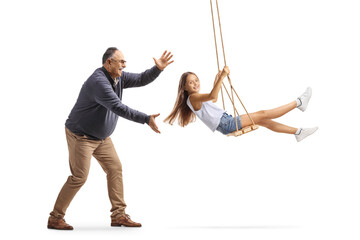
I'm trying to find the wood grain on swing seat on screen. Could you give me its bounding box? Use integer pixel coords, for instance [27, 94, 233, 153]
[227, 125, 259, 137]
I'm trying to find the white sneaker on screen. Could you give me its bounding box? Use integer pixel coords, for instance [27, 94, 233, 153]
[297, 87, 312, 112]
[295, 127, 318, 142]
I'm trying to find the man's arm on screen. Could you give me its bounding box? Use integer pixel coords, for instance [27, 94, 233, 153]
[122, 50, 174, 88]
[122, 65, 162, 89]
[92, 76, 150, 124]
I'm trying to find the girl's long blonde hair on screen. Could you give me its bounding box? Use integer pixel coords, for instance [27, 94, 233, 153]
[164, 72, 197, 127]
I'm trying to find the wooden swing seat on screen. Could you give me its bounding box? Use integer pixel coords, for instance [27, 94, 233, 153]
[227, 125, 259, 137]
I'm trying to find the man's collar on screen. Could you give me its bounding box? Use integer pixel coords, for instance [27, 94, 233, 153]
[100, 66, 119, 88]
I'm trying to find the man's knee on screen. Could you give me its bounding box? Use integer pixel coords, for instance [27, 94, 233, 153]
[68, 174, 88, 187]
[105, 162, 123, 178]
[111, 162, 123, 174]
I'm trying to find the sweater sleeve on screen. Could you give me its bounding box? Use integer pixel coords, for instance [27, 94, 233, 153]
[122, 65, 162, 89]
[91, 76, 150, 124]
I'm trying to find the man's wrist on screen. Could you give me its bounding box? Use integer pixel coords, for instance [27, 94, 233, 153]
[155, 64, 164, 71]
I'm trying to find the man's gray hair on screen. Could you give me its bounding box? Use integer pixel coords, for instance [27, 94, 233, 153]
[102, 47, 119, 64]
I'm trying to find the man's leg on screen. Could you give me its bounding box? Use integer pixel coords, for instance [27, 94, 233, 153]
[49, 128, 98, 222]
[93, 138, 141, 227]
[92, 137, 126, 218]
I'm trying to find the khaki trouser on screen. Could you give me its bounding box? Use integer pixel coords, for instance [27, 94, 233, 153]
[50, 128, 126, 219]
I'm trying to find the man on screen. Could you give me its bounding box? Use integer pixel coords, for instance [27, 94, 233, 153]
[48, 48, 174, 230]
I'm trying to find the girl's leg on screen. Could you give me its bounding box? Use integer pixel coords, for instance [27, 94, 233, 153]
[257, 119, 297, 134]
[240, 101, 297, 127]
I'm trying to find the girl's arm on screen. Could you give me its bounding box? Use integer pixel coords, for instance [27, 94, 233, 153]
[189, 66, 230, 110]
[212, 71, 222, 103]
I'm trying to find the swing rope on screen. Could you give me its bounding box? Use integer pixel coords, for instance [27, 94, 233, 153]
[209, 0, 225, 110]
[210, 0, 258, 135]
[210, 1, 241, 117]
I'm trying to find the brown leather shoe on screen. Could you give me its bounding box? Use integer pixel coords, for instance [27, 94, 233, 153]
[111, 214, 142, 227]
[47, 216, 74, 230]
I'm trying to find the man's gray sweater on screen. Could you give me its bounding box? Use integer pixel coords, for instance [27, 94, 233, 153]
[65, 65, 161, 140]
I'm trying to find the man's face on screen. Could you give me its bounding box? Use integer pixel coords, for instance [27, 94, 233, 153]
[108, 50, 126, 78]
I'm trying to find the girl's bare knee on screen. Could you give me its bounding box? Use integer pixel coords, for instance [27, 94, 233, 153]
[257, 119, 270, 127]
[255, 110, 268, 122]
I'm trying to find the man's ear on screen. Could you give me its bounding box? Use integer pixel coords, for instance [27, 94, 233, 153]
[106, 59, 112, 65]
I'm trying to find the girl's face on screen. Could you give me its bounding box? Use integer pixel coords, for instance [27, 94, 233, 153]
[184, 74, 200, 94]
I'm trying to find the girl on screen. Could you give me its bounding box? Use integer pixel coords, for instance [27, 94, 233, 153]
[164, 66, 318, 142]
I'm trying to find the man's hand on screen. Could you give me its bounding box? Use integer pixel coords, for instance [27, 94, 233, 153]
[153, 50, 174, 71]
[148, 113, 161, 134]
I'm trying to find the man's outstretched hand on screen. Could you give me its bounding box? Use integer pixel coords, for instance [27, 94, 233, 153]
[153, 50, 174, 71]
[148, 113, 161, 134]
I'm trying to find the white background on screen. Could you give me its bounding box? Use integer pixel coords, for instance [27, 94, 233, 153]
[1, 0, 359, 239]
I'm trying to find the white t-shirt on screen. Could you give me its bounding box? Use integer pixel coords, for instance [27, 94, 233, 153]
[187, 97, 226, 132]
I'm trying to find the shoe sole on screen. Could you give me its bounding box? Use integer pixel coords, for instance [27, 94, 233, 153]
[47, 225, 74, 230]
[111, 223, 142, 227]
[111, 223, 122, 227]
[298, 87, 312, 112]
